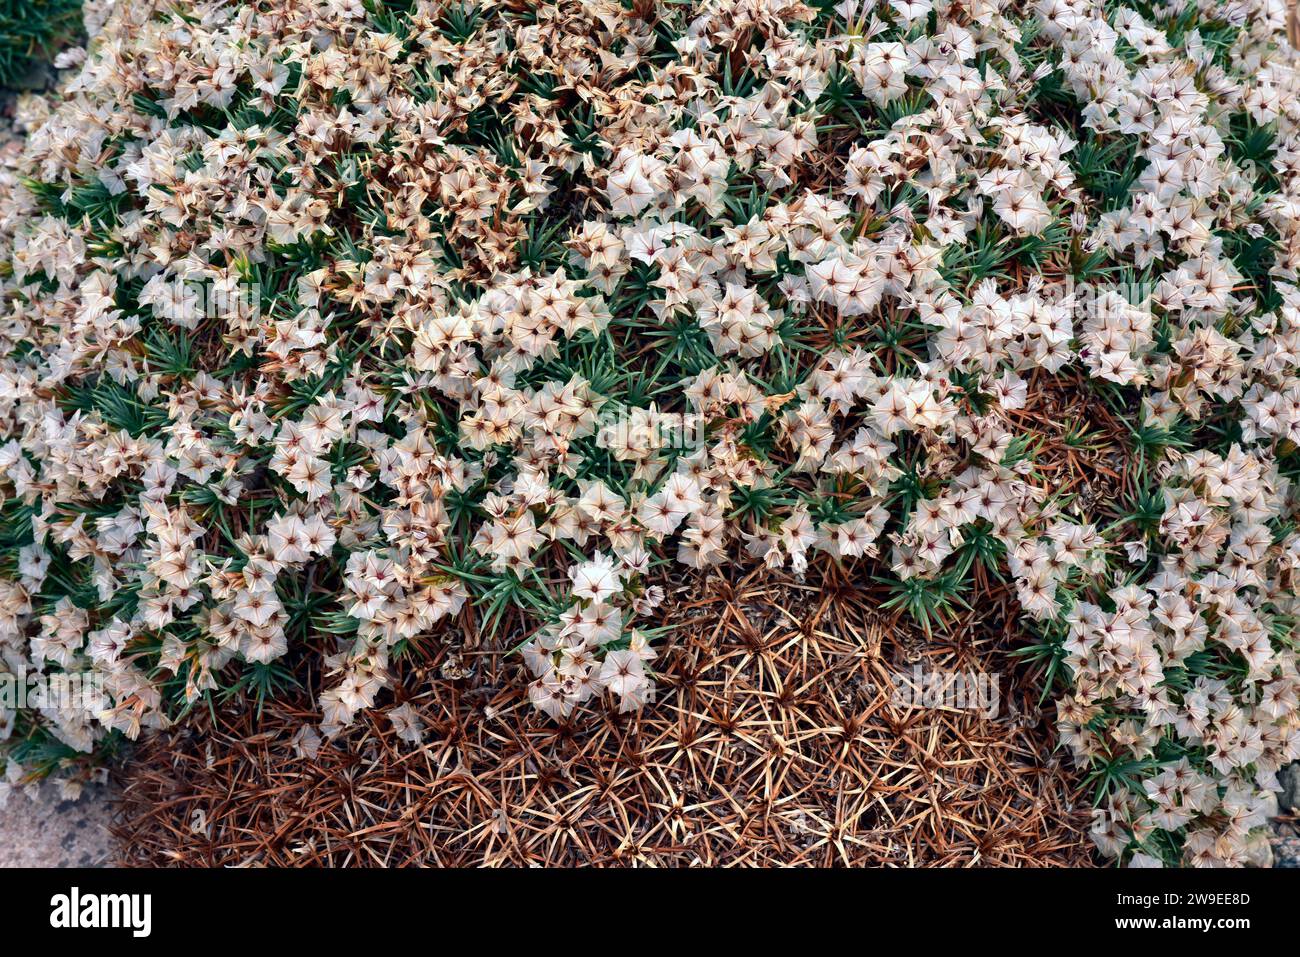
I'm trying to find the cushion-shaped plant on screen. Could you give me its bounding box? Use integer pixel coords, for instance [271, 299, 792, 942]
[0, 0, 1296, 867]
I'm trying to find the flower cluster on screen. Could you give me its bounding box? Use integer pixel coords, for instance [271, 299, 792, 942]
[0, 0, 1297, 864]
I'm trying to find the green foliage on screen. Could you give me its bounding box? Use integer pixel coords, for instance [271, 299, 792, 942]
[0, 0, 80, 87]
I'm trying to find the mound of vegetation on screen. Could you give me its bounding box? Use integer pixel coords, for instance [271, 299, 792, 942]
[0, 0, 1296, 866]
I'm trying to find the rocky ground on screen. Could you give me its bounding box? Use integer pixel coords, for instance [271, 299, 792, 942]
[0, 789, 115, 867]
[1273, 763, 1300, 868]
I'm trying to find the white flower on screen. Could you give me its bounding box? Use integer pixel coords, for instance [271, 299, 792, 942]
[569, 552, 624, 603]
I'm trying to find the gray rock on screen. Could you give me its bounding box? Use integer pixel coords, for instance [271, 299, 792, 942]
[1279, 762, 1300, 814]
[0, 790, 114, 867]
[1273, 835, 1300, 869]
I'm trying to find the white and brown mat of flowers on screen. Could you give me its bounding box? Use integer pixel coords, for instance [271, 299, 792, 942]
[0, 0, 1298, 867]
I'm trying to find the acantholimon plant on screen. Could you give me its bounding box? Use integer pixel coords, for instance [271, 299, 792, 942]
[0, 0, 1296, 867]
